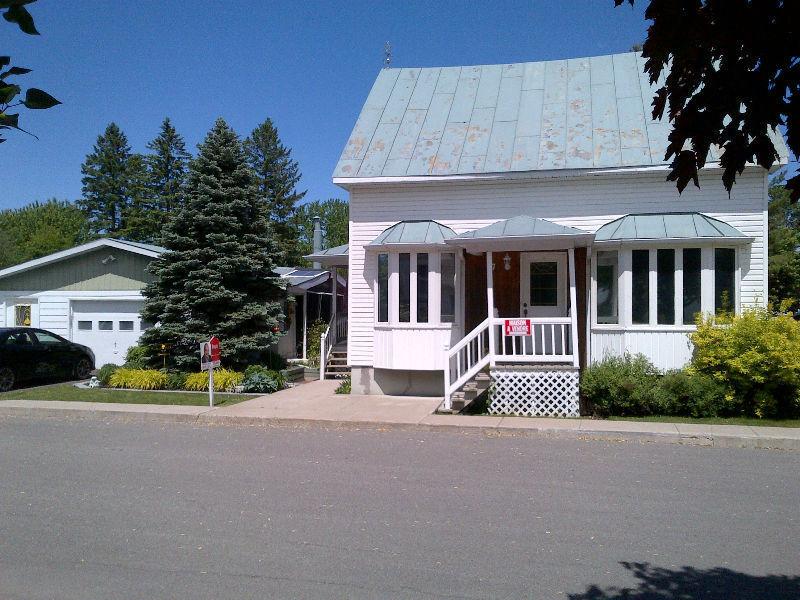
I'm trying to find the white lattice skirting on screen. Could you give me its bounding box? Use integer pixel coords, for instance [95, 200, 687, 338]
[489, 368, 580, 417]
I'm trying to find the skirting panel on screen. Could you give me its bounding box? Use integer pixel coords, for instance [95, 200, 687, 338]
[489, 368, 580, 417]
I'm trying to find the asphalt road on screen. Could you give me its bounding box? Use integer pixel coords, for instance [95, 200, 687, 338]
[0, 416, 797, 600]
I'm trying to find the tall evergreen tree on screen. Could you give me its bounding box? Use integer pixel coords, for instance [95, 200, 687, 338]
[243, 119, 306, 265]
[78, 123, 146, 238]
[140, 118, 286, 370]
[141, 117, 191, 242]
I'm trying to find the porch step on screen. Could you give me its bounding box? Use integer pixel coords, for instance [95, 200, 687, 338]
[323, 350, 350, 379]
[449, 371, 491, 413]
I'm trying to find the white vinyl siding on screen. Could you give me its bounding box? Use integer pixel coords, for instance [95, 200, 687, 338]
[347, 168, 768, 367]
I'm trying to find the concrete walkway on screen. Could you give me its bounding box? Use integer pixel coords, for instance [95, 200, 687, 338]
[1, 379, 799, 450]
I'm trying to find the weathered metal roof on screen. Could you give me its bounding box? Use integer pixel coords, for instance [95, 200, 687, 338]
[595, 212, 750, 242]
[304, 243, 349, 259]
[334, 52, 790, 179]
[450, 216, 590, 241]
[369, 220, 457, 246]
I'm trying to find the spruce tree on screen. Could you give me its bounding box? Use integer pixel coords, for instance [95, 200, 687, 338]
[140, 118, 286, 371]
[79, 123, 145, 238]
[243, 119, 306, 265]
[142, 117, 191, 242]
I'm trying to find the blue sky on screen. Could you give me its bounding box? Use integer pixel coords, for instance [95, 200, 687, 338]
[3, 0, 652, 210]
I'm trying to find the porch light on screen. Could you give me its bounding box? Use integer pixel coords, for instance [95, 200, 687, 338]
[503, 253, 511, 271]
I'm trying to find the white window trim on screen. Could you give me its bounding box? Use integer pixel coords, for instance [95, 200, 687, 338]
[591, 244, 742, 331]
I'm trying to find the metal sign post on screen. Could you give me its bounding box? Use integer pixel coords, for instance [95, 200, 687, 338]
[200, 336, 221, 407]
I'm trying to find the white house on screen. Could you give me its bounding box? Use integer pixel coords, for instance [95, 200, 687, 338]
[0, 238, 344, 367]
[328, 51, 789, 415]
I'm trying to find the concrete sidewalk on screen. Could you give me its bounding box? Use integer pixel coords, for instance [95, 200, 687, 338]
[1, 379, 798, 450]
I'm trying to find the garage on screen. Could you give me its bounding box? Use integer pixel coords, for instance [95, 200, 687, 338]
[71, 300, 147, 367]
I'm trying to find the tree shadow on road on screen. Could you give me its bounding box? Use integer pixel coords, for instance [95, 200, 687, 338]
[568, 561, 800, 600]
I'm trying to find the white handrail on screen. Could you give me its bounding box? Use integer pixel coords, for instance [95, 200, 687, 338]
[319, 318, 333, 380]
[443, 318, 491, 410]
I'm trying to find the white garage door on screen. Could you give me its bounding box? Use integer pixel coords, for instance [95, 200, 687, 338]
[71, 300, 147, 367]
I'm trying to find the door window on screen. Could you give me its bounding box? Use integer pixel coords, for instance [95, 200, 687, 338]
[119, 321, 134, 331]
[530, 262, 558, 306]
[98, 321, 113, 331]
[14, 305, 32, 327]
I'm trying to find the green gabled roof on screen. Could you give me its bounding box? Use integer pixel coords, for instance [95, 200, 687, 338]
[451, 216, 590, 241]
[368, 220, 457, 246]
[595, 213, 750, 242]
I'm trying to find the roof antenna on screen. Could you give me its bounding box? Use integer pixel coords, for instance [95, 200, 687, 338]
[383, 41, 392, 69]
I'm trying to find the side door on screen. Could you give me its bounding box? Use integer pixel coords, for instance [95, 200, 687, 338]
[31, 330, 76, 377]
[520, 252, 568, 318]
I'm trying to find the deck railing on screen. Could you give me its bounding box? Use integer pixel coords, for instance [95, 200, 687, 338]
[336, 313, 348, 343]
[442, 316, 576, 410]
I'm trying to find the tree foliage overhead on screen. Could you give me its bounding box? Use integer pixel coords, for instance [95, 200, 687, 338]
[243, 119, 306, 265]
[78, 123, 148, 239]
[140, 118, 286, 371]
[768, 173, 800, 310]
[615, 0, 798, 201]
[293, 199, 348, 265]
[0, 199, 89, 269]
[1, 0, 61, 144]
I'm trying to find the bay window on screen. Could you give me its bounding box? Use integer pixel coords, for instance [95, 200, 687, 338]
[714, 248, 736, 313]
[417, 253, 429, 323]
[377, 253, 389, 323]
[682, 248, 701, 324]
[631, 249, 650, 325]
[440, 252, 456, 323]
[596, 251, 618, 324]
[656, 249, 675, 325]
[398, 253, 411, 322]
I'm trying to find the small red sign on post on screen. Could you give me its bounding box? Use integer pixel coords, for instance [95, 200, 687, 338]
[504, 319, 531, 336]
[209, 336, 221, 364]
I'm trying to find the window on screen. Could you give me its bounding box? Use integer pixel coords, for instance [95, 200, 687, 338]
[119, 321, 134, 331]
[398, 253, 411, 322]
[596, 251, 618, 324]
[14, 305, 31, 327]
[417, 253, 429, 323]
[377, 253, 389, 323]
[34, 331, 64, 346]
[631, 250, 650, 324]
[657, 249, 675, 325]
[683, 248, 701, 324]
[715, 248, 736, 313]
[440, 252, 456, 323]
[4, 331, 33, 346]
[99, 321, 113, 331]
[141, 320, 155, 331]
[530, 262, 558, 306]
[77, 321, 93, 331]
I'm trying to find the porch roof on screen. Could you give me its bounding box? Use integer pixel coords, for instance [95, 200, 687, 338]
[445, 216, 593, 250]
[304, 243, 349, 266]
[368, 220, 457, 247]
[594, 213, 752, 244]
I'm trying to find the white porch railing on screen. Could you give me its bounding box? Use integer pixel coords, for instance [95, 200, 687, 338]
[442, 317, 577, 410]
[319, 318, 334, 380]
[336, 313, 348, 343]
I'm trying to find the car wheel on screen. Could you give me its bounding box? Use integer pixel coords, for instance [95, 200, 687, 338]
[0, 367, 15, 392]
[74, 358, 93, 380]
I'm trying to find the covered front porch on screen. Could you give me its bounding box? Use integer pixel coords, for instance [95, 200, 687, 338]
[442, 217, 591, 416]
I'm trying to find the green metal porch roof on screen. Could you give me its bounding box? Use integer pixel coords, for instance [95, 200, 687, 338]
[595, 213, 750, 242]
[368, 220, 457, 247]
[449, 216, 590, 242]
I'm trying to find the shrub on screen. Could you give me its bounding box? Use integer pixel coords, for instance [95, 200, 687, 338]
[580, 353, 661, 416]
[97, 363, 119, 386]
[335, 376, 351, 395]
[240, 349, 287, 371]
[690, 307, 800, 418]
[651, 370, 727, 418]
[164, 371, 188, 391]
[305, 320, 328, 367]
[108, 368, 168, 390]
[241, 365, 286, 394]
[183, 369, 244, 392]
[124, 345, 148, 369]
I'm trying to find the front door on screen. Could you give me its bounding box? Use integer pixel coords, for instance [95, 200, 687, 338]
[520, 252, 568, 318]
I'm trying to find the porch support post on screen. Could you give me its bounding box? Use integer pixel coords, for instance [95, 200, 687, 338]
[486, 251, 496, 367]
[302, 291, 308, 360]
[568, 247, 580, 368]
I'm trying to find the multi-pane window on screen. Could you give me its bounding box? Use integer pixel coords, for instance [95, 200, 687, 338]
[398, 253, 411, 323]
[682, 248, 702, 324]
[715, 248, 736, 313]
[377, 253, 389, 323]
[440, 252, 456, 323]
[631, 250, 650, 325]
[596, 251, 618, 324]
[417, 253, 429, 323]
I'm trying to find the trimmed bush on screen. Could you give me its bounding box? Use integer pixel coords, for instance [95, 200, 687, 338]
[580, 354, 660, 416]
[690, 308, 800, 418]
[241, 365, 285, 394]
[650, 370, 727, 418]
[335, 376, 351, 395]
[97, 363, 119, 386]
[124, 345, 148, 369]
[183, 369, 244, 392]
[108, 368, 168, 390]
[164, 371, 188, 391]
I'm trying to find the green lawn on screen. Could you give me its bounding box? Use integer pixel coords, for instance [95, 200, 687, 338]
[609, 415, 800, 428]
[0, 382, 258, 406]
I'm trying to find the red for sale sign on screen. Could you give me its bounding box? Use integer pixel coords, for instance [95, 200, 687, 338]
[504, 319, 531, 336]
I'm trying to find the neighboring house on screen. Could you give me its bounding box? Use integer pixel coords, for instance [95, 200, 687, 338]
[331, 51, 790, 415]
[0, 238, 343, 367]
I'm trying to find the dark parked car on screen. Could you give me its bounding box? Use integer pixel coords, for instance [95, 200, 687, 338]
[0, 328, 95, 392]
